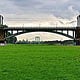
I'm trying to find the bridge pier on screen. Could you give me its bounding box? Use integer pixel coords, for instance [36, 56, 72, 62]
[75, 15, 80, 45]
[0, 15, 6, 44]
[75, 27, 80, 45]
[0, 29, 6, 43]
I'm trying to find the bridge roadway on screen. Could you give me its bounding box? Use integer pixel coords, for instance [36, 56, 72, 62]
[4, 27, 76, 31]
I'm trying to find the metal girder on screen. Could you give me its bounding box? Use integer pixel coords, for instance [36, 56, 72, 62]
[5, 30, 75, 39]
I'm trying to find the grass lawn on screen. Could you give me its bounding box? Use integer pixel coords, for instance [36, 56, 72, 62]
[0, 44, 80, 80]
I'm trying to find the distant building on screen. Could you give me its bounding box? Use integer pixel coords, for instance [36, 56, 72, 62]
[35, 36, 40, 42]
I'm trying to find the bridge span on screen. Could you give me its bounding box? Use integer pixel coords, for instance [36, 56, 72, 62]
[0, 26, 80, 45]
[3, 26, 76, 41]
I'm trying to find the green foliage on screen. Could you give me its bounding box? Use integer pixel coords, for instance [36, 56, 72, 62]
[0, 24, 8, 28]
[6, 37, 17, 43]
[6, 32, 17, 43]
[0, 45, 80, 80]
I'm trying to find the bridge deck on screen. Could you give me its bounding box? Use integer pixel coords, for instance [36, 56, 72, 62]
[3, 27, 76, 30]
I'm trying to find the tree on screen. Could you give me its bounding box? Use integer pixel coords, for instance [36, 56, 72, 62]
[6, 32, 17, 44]
[0, 24, 8, 28]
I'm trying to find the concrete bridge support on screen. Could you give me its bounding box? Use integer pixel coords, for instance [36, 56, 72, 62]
[0, 29, 6, 43]
[75, 27, 80, 45]
[75, 15, 80, 45]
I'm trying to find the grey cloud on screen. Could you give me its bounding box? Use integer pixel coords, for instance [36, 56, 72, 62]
[0, 0, 20, 14]
[0, 0, 80, 21]
[9, 0, 80, 19]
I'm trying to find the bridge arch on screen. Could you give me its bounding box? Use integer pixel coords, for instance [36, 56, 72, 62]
[5, 30, 75, 40]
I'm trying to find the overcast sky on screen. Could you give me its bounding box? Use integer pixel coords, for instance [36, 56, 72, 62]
[0, 0, 79, 26]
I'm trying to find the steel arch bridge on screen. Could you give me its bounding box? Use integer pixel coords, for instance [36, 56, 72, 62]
[1, 26, 80, 45]
[4, 27, 76, 39]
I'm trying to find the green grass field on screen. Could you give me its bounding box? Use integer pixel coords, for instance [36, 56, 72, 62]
[0, 44, 80, 80]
